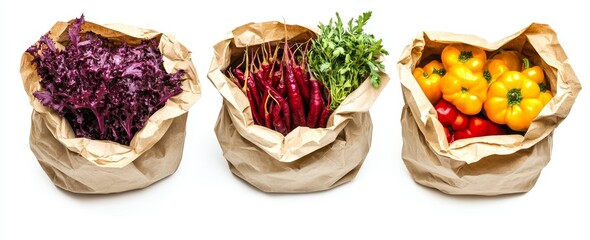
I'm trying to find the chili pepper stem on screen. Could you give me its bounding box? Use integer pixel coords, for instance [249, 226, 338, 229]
[242, 46, 250, 92]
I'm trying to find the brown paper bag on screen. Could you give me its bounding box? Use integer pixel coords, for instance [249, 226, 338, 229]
[20, 18, 201, 194]
[397, 23, 581, 195]
[208, 21, 388, 193]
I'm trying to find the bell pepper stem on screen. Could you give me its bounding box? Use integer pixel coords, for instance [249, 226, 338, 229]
[458, 51, 473, 63]
[507, 88, 523, 106]
[522, 58, 531, 70]
[433, 68, 445, 76]
[539, 82, 548, 92]
[483, 70, 492, 83]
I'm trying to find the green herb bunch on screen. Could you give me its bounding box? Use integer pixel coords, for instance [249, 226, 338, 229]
[307, 11, 388, 110]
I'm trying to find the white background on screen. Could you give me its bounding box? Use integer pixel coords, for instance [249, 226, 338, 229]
[1, 0, 588, 239]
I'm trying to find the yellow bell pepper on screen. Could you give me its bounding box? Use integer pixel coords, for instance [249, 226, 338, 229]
[483, 50, 523, 83]
[484, 71, 544, 131]
[441, 43, 487, 72]
[413, 60, 445, 104]
[440, 64, 488, 115]
[538, 85, 553, 106]
[521, 58, 553, 105]
[492, 50, 523, 71]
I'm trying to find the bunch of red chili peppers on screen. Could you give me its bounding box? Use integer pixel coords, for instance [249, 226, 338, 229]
[227, 41, 331, 135]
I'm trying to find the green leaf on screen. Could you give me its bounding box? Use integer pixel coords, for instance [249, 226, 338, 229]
[338, 67, 350, 75]
[370, 71, 380, 88]
[328, 42, 335, 50]
[319, 62, 331, 72]
[333, 47, 345, 57]
[343, 80, 351, 89]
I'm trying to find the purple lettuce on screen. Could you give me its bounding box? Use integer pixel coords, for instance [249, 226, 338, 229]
[26, 15, 184, 145]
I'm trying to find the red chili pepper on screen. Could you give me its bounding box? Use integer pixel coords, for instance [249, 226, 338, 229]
[271, 103, 288, 135]
[318, 106, 331, 128]
[246, 74, 261, 105]
[265, 100, 273, 128]
[306, 79, 323, 128]
[272, 70, 282, 89]
[276, 64, 287, 97]
[227, 70, 243, 89]
[259, 89, 270, 127]
[299, 55, 311, 92]
[233, 68, 246, 88]
[260, 62, 271, 84]
[234, 67, 263, 125]
[252, 63, 271, 89]
[293, 65, 311, 106]
[265, 84, 291, 132]
[283, 44, 306, 128]
[317, 80, 332, 128]
[247, 89, 263, 125]
[434, 99, 505, 143]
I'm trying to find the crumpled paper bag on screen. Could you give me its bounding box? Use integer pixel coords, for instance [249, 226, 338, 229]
[20, 18, 201, 194]
[208, 21, 388, 193]
[397, 23, 581, 195]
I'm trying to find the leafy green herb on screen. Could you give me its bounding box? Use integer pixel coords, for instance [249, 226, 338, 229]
[307, 11, 388, 110]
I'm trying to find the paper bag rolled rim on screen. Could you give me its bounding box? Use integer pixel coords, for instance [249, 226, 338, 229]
[20, 18, 201, 168]
[396, 22, 581, 163]
[207, 21, 389, 163]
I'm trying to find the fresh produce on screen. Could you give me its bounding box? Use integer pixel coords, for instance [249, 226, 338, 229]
[484, 63, 549, 131]
[440, 64, 488, 115]
[491, 50, 523, 70]
[435, 99, 505, 143]
[412, 60, 445, 104]
[308, 11, 388, 110]
[521, 58, 553, 105]
[413, 42, 554, 139]
[228, 12, 387, 135]
[483, 50, 522, 83]
[26, 15, 184, 145]
[441, 43, 487, 72]
[227, 39, 331, 135]
[538, 83, 553, 105]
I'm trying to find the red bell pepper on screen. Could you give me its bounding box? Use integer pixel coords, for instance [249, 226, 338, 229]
[434, 100, 505, 143]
